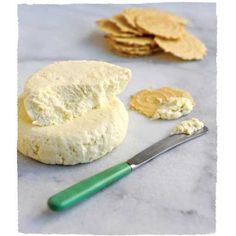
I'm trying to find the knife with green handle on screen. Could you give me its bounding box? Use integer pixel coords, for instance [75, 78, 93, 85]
[48, 126, 208, 211]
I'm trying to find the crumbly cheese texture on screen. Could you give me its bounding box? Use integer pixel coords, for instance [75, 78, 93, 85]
[22, 61, 131, 126]
[172, 118, 204, 135]
[129, 87, 195, 120]
[153, 97, 194, 120]
[18, 96, 128, 165]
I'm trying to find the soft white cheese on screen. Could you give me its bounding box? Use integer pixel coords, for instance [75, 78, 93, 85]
[18, 96, 128, 165]
[172, 118, 204, 135]
[153, 97, 194, 120]
[22, 60, 131, 126]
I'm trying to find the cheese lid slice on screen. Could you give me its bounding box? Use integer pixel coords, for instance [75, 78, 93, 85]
[22, 60, 131, 126]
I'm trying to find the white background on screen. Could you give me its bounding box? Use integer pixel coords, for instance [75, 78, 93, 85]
[0, 0, 236, 235]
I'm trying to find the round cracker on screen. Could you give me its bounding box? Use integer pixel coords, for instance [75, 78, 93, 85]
[108, 35, 156, 46]
[154, 31, 207, 60]
[155, 9, 188, 25]
[106, 38, 155, 56]
[121, 8, 146, 28]
[109, 45, 161, 57]
[96, 19, 134, 37]
[109, 14, 141, 35]
[122, 8, 188, 28]
[112, 50, 154, 56]
[136, 14, 185, 39]
[108, 39, 151, 52]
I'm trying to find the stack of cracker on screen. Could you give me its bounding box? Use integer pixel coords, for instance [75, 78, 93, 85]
[96, 8, 206, 60]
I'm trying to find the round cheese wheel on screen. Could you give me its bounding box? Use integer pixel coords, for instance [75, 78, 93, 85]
[18, 96, 128, 165]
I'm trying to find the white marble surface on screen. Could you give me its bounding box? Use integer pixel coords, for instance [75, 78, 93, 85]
[18, 3, 216, 234]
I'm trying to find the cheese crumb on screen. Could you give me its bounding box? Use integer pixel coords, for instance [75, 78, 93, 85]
[172, 118, 204, 135]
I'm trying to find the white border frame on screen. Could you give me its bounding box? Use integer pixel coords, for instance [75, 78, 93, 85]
[1, 0, 236, 235]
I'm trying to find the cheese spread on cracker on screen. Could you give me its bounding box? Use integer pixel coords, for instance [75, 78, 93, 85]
[129, 87, 195, 120]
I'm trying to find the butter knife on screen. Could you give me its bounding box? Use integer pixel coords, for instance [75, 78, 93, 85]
[48, 126, 208, 211]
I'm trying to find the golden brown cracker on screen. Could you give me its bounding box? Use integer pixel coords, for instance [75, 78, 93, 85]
[106, 37, 151, 50]
[108, 35, 156, 47]
[111, 46, 161, 57]
[155, 9, 188, 25]
[109, 14, 141, 35]
[96, 19, 134, 37]
[154, 31, 207, 60]
[96, 8, 207, 60]
[121, 8, 146, 28]
[136, 14, 185, 39]
[122, 8, 188, 28]
[106, 38, 155, 56]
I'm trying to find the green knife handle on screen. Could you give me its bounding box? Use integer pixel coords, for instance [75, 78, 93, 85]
[48, 162, 131, 211]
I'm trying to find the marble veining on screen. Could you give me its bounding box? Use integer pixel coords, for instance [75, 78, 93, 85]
[18, 3, 216, 234]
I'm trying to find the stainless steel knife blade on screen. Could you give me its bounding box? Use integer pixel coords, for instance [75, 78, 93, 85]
[127, 126, 208, 170]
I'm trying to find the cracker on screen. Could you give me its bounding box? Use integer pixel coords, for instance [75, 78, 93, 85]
[108, 35, 156, 46]
[156, 9, 188, 25]
[109, 14, 141, 35]
[122, 8, 188, 28]
[110, 46, 161, 57]
[112, 50, 154, 57]
[96, 8, 206, 60]
[106, 38, 155, 56]
[136, 14, 185, 39]
[96, 19, 134, 37]
[154, 31, 207, 60]
[129, 87, 195, 119]
[121, 8, 147, 28]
